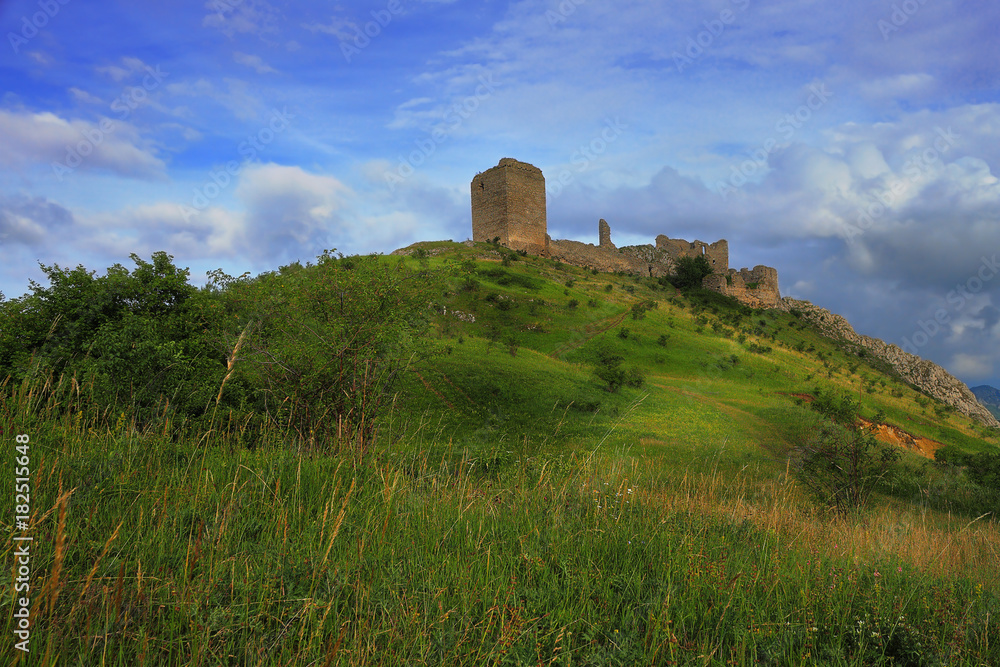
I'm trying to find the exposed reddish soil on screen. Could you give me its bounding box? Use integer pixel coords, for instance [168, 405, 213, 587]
[781, 392, 940, 458]
[857, 418, 941, 459]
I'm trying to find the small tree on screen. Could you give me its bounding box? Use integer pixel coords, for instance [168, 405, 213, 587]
[793, 390, 900, 515]
[794, 423, 900, 516]
[671, 255, 714, 290]
[592, 340, 644, 393]
[221, 251, 429, 454]
[593, 342, 626, 393]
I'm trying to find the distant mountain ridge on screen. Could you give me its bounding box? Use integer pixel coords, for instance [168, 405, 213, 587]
[972, 385, 1000, 406]
[971, 386, 1000, 420]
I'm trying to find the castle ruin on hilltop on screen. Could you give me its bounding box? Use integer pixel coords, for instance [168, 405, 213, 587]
[470, 158, 781, 309]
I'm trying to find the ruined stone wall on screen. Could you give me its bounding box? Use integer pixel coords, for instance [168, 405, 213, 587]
[468, 160, 779, 309]
[703, 265, 781, 309]
[548, 239, 648, 274]
[599, 219, 614, 248]
[471, 158, 548, 255]
[656, 236, 729, 272]
[549, 218, 674, 275]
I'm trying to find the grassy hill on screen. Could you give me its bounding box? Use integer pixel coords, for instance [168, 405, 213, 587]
[3, 243, 1000, 665]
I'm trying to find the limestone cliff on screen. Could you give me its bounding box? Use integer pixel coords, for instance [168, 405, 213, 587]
[781, 298, 1000, 429]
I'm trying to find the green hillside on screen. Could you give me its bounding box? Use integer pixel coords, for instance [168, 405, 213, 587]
[392, 242, 996, 461]
[2, 244, 1000, 665]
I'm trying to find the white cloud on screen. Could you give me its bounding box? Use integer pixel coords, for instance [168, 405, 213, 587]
[27, 51, 52, 66]
[165, 78, 265, 121]
[202, 0, 282, 37]
[235, 163, 352, 261]
[0, 109, 166, 179]
[97, 57, 150, 82]
[951, 353, 995, 379]
[233, 52, 278, 74]
[69, 88, 104, 105]
[0, 194, 73, 246]
[859, 73, 936, 101]
[301, 17, 354, 41]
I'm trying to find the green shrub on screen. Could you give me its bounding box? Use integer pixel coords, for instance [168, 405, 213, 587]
[671, 255, 714, 290]
[590, 340, 644, 393]
[212, 251, 429, 453]
[809, 390, 862, 425]
[794, 421, 900, 516]
[477, 267, 541, 290]
[0, 252, 227, 426]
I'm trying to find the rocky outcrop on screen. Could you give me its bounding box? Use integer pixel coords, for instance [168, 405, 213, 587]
[781, 298, 1000, 429]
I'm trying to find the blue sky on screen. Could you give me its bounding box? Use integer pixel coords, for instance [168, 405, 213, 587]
[2, 0, 1000, 390]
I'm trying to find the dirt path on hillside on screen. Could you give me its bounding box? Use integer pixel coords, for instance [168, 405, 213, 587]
[413, 371, 457, 411]
[549, 312, 629, 359]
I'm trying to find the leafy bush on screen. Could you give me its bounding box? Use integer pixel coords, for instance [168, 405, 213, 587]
[794, 422, 900, 516]
[794, 389, 900, 515]
[809, 390, 861, 424]
[0, 252, 227, 427]
[592, 341, 643, 393]
[966, 452, 1000, 489]
[211, 251, 430, 453]
[477, 267, 540, 290]
[670, 255, 714, 290]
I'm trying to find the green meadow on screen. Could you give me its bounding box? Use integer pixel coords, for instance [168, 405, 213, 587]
[2, 242, 999, 665]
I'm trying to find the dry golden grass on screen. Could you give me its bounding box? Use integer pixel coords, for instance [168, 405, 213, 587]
[642, 461, 1000, 591]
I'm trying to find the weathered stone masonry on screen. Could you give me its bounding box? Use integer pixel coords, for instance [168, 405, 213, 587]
[470, 158, 781, 308]
[471, 158, 548, 256]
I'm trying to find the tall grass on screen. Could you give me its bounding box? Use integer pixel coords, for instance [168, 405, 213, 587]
[3, 373, 1000, 665]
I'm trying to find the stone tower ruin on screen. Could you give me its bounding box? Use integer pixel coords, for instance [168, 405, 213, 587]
[466, 158, 779, 309]
[471, 158, 548, 255]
